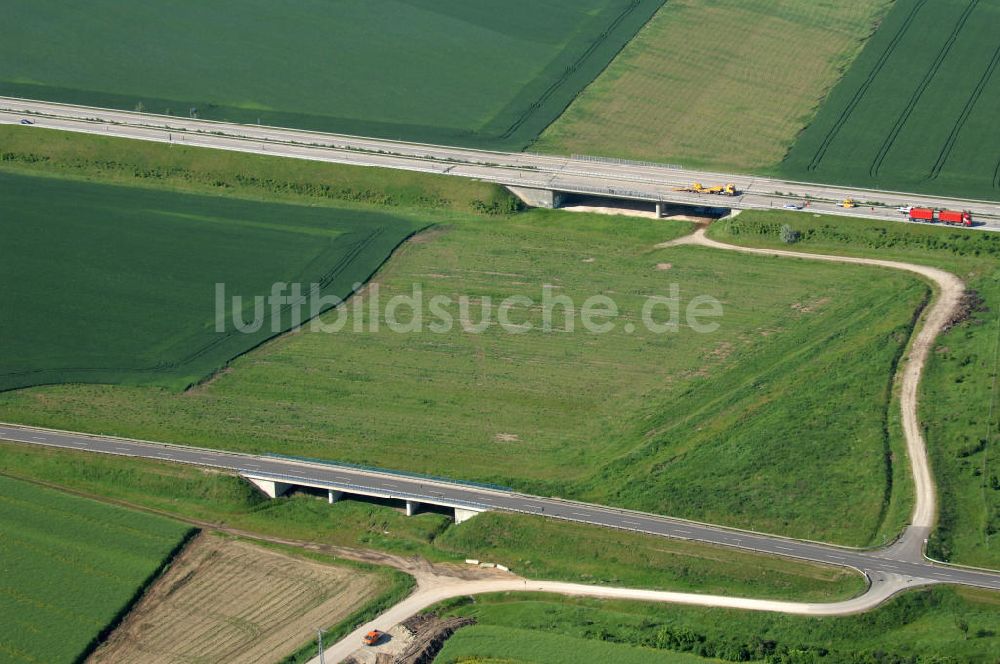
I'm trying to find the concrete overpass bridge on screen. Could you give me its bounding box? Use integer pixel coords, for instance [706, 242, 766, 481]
[4, 97, 999, 229]
[242, 470, 487, 524]
[5, 423, 1000, 595]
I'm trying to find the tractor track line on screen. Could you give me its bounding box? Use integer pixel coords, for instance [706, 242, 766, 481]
[928, 40, 1000, 180]
[869, 0, 979, 178]
[806, 0, 928, 172]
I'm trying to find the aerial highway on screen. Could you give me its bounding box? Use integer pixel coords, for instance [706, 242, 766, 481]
[3, 422, 999, 594]
[2, 96, 999, 229]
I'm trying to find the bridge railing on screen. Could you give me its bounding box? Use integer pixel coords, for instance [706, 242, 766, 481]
[570, 154, 685, 170]
[242, 469, 493, 511]
[264, 453, 512, 493]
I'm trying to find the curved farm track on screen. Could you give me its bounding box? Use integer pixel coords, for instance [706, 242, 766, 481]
[318, 224, 968, 663]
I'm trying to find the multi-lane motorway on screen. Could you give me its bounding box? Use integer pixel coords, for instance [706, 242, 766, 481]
[3, 423, 999, 594]
[2, 96, 999, 229]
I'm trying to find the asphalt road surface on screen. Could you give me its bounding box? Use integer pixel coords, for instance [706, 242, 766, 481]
[3, 423, 999, 593]
[2, 96, 999, 230]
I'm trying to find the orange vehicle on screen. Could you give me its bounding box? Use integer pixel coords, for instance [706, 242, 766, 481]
[363, 630, 385, 646]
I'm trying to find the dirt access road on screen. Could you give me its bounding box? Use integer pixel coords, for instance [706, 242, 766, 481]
[320, 224, 968, 663]
[661, 225, 965, 542]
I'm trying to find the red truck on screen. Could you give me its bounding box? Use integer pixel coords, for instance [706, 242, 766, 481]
[908, 207, 972, 226]
[938, 210, 973, 226]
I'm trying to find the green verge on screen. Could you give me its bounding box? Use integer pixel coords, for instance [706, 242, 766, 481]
[0, 444, 865, 602]
[708, 211, 1000, 568]
[0, 0, 664, 150]
[0, 126, 520, 214]
[433, 588, 1000, 663]
[779, 0, 1000, 201]
[0, 474, 193, 664]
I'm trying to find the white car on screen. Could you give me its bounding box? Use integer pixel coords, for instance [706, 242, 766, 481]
[782, 203, 803, 210]
[897, 206, 912, 214]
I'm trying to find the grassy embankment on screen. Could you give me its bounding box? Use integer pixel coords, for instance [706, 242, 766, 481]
[708, 211, 1000, 569]
[0, 126, 931, 547]
[780, 0, 1000, 201]
[433, 587, 1000, 663]
[0, 0, 664, 149]
[0, 474, 193, 663]
[536, 0, 892, 172]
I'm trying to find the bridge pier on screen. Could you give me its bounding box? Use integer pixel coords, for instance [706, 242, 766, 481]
[655, 202, 663, 218]
[405, 499, 421, 516]
[506, 186, 567, 209]
[328, 489, 342, 504]
[454, 507, 481, 524]
[246, 477, 292, 499]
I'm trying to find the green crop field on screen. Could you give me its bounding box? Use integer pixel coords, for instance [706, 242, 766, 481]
[435, 625, 716, 664]
[781, 0, 1000, 200]
[708, 211, 1000, 569]
[0, 0, 665, 150]
[0, 170, 423, 391]
[0, 158, 926, 545]
[436, 587, 1000, 662]
[0, 475, 192, 663]
[536, 0, 892, 171]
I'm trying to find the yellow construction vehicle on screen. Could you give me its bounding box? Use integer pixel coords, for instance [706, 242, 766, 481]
[675, 182, 739, 196]
[841, 198, 857, 208]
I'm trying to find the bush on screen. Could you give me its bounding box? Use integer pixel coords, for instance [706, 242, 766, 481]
[780, 224, 802, 244]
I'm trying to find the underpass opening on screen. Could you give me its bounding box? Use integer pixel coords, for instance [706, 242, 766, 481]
[558, 193, 730, 220]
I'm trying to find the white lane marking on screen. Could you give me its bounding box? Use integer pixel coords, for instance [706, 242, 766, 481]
[623, 519, 641, 526]
[673, 528, 692, 535]
[775, 545, 794, 551]
[200, 456, 218, 462]
[571, 512, 590, 517]
[115, 447, 131, 452]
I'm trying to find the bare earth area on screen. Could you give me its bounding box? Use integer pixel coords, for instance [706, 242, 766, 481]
[89, 533, 382, 664]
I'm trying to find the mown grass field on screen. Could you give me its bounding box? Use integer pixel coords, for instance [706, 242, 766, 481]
[0, 474, 192, 663]
[0, 444, 865, 602]
[0, 0, 664, 150]
[0, 169, 423, 391]
[436, 587, 1000, 663]
[0, 210, 925, 545]
[708, 211, 1000, 569]
[535, 0, 892, 171]
[780, 0, 1000, 200]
